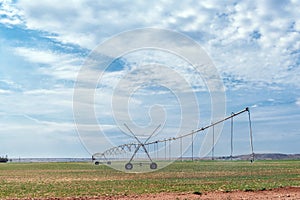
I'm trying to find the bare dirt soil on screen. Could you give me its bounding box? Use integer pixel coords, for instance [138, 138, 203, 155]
[105, 187, 300, 200]
[11, 186, 300, 200]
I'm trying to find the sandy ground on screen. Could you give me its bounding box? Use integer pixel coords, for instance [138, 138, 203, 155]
[8, 187, 300, 200]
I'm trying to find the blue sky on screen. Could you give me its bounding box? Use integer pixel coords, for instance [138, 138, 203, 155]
[0, 0, 300, 158]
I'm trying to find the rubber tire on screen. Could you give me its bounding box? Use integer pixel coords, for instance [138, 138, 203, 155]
[125, 163, 133, 170]
[95, 161, 100, 165]
[107, 161, 111, 165]
[150, 162, 157, 169]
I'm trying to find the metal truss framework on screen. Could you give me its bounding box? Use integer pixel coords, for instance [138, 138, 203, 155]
[92, 107, 254, 167]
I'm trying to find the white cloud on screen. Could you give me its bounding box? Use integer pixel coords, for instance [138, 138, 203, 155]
[0, 0, 23, 26]
[296, 98, 300, 106]
[0, 89, 11, 94]
[1, 0, 300, 157]
[13, 47, 82, 80]
[14, 47, 61, 64]
[95, 50, 208, 93]
[0, 87, 74, 118]
[0, 79, 23, 93]
[7, 0, 298, 89]
[14, 1, 165, 48]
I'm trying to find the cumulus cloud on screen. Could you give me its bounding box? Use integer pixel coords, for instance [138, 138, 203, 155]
[0, 0, 23, 26]
[2, 0, 296, 90]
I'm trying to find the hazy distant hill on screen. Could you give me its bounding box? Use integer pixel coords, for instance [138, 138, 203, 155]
[252, 153, 300, 160]
[215, 153, 300, 161]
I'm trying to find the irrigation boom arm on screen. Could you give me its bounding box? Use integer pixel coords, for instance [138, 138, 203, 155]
[194, 107, 249, 134]
[146, 107, 251, 143]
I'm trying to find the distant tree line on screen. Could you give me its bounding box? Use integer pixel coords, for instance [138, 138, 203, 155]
[0, 155, 9, 163]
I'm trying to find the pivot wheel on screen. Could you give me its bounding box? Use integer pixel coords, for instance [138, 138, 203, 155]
[94, 161, 100, 165]
[150, 162, 157, 169]
[125, 163, 133, 170]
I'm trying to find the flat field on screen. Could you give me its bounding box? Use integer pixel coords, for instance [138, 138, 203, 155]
[0, 160, 300, 199]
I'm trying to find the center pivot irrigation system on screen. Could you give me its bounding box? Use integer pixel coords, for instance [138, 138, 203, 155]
[92, 107, 254, 170]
